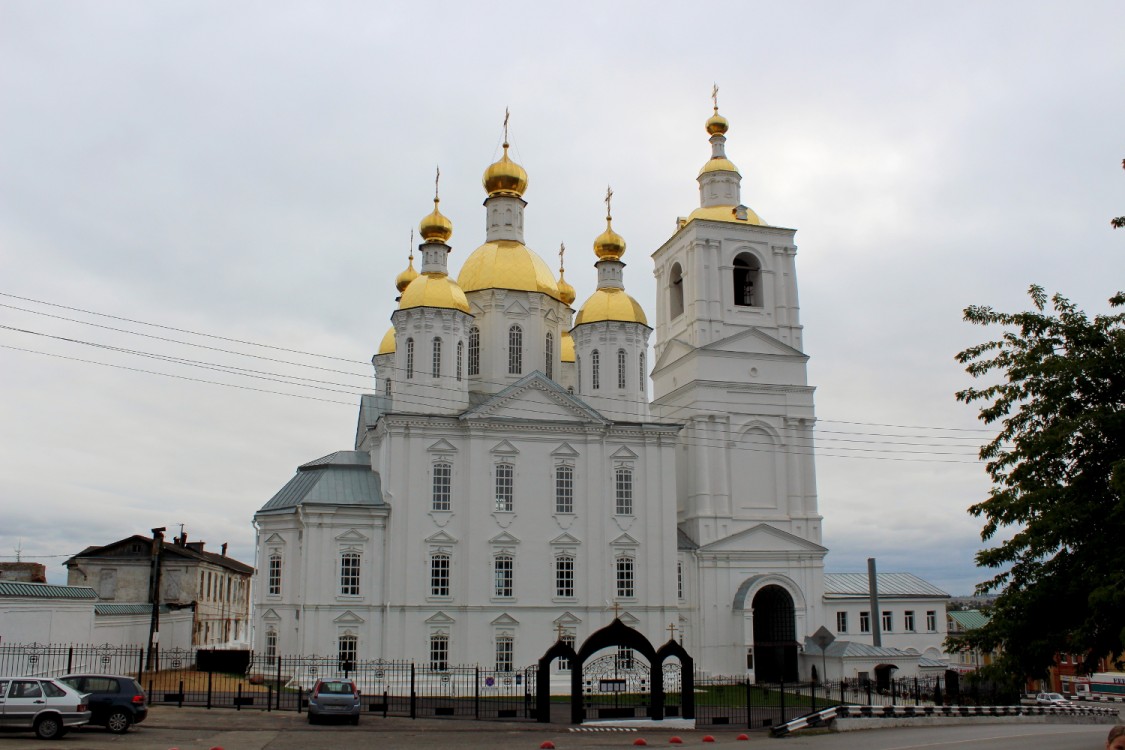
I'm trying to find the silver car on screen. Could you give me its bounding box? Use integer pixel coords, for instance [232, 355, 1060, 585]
[0, 677, 91, 739]
[307, 678, 361, 725]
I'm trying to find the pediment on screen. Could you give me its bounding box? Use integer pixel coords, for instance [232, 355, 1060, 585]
[489, 531, 521, 546]
[491, 613, 520, 626]
[699, 523, 828, 554]
[702, 327, 805, 358]
[333, 610, 365, 625]
[490, 440, 520, 456]
[610, 445, 638, 460]
[504, 299, 530, 316]
[619, 612, 639, 626]
[652, 337, 694, 373]
[542, 307, 558, 324]
[427, 439, 458, 453]
[264, 533, 285, 545]
[553, 611, 582, 625]
[261, 608, 280, 621]
[461, 373, 609, 425]
[425, 530, 458, 545]
[550, 532, 581, 546]
[425, 611, 455, 624]
[335, 529, 369, 543]
[551, 442, 579, 458]
[610, 533, 639, 547]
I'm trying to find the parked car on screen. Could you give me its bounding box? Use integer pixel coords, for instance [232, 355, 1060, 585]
[1036, 692, 1074, 706]
[58, 674, 147, 734]
[307, 679, 361, 725]
[0, 677, 91, 739]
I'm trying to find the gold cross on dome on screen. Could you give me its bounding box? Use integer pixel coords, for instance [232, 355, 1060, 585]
[434, 166, 441, 200]
[605, 185, 614, 219]
[558, 242, 566, 272]
[503, 107, 510, 144]
[408, 228, 414, 260]
[711, 83, 719, 111]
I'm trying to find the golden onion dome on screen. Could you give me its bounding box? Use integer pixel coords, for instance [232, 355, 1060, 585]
[706, 108, 729, 136]
[574, 287, 648, 326]
[560, 330, 576, 363]
[684, 204, 765, 227]
[593, 219, 626, 261]
[457, 240, 562, 300]
[395, 255, 419, 293]
[419, 197, 453, 243]
[557, 269, 576, 306]
[699, 157, 740, 176]
[482, 143, 528, 198]
[377, 326, 396, 355]
[399, 272, 470, 314]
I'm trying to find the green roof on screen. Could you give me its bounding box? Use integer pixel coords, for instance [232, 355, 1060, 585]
[948, 609, 990, 630]
[0, 581, 97, 599]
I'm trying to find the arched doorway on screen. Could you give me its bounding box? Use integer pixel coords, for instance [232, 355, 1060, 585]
[752, 585, 798, 683]
[874, 663, 898, 693]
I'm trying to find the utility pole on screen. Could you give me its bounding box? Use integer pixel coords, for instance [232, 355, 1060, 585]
[146, 527, 166, 670]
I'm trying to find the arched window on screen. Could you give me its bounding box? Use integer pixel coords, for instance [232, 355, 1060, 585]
[544, 332, 554, 380]
[406, 338, 415, 379]
[591, 350, 600, 390]
[494, 554, 514, 598]
[733, 253, 762, 307]
[432, 462, 452, 511]
[615, 467, 633, 515]
[555, 554, 575, 598]
[555, 465, 574, 514]
[432, 337, 442, 378]
[468, 327, 480, 375]
[339, 552, 361, 596]
[338, 633, 357, 669]
[456, 341, 463, 382]
[508, 325, 523, 375]
[430, 553, 450, 597]
[638, 352, 646, 396]
[669, 262, 684, 318]
[617, 349, 627, 389]
[267, 554, 281, 596]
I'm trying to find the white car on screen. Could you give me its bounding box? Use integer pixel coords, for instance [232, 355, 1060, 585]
[0, 677, 91, 739]
[1035, 692, 1074, 706]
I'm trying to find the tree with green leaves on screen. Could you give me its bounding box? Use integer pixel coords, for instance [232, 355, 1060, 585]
[950, 285, 1125, 678]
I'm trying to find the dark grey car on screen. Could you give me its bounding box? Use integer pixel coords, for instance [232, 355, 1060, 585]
[306, 679, 361, 725]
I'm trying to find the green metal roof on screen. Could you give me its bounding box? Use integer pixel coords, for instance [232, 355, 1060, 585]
[948, 609, 990, 630]
[258, 451, 383, 513]
[0, 581, 97, 599]
[94, 603, 172, 616]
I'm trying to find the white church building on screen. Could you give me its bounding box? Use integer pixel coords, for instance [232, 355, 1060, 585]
[252, 102, 830, 680]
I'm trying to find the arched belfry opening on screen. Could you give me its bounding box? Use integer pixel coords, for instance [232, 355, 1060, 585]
[733, 253, 761, 307]
[536, 618, 694, 724]
[751, 585, 798, 683]
[669, 263, 684, 319]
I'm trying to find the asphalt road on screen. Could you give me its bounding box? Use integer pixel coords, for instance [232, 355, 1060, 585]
[0, 707, 1118, 750]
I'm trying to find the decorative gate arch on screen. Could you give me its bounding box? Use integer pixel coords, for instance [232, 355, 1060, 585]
[536, 618, 694, 724]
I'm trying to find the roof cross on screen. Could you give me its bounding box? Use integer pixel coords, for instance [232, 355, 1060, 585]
[434, 166, 441, 200]
[558, 242, 566, 272]
[605, 185, 614, 220]
[503, 107, 510, 145]
[711, 83, 720, 112]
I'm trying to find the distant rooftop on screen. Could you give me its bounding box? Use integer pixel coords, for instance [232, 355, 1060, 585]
[824, 572, 950, 599]
[258, 450, 383, 513]
[948, 609, 990, 630]
[0, 581, 97, 599]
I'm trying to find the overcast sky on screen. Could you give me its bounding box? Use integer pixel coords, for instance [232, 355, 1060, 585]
[1, 1, 1121, 597]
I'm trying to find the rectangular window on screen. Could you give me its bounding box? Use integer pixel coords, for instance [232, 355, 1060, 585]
[904, 610, 915, 632]
[430, 634, 449, 671]
[616, 557, 634, 598]
[432, 337, 442, 378]
[836, 611, 848, 633]
[558, 634, 575, 671]
[430, 554, 450, 597]
[508, 325, 522, 374]
[432, 462, 452, 511]
[617, 646, 634, 670]
[555, 465, 574, 514]
[555, 555, 574, 598]
[406, 338, 414, 379]
[496, 636, 513, 672]
[468, 327, 480, 376]
[677, 560, 684, 600]
[266, 630, 278, 660]
[495, 464, 514, 512]
[338, 634, 357, 668]
[615, 468, 633, 515]
[617, 349, 626, 389]
[268, 555, 281, 596]
[340, 552, 361, 596]
[494, 555, 514, 598]
[859, 611, 871, 633]
[926, 610, 937, 632]
[882, 611, 893, 632]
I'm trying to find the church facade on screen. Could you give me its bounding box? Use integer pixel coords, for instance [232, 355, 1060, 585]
[251, 102, 826, 680]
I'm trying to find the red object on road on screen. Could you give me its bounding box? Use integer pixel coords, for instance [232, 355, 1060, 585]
[702, 737, 716, 743]
[670, 738, 683, 744]
[540, 743, 555, 749]
[737, 734, 750, 741]
[634, 739, 648, 746]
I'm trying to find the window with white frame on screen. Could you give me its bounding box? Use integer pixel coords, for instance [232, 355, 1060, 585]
[882, 611, 893, 632]
[544, 332, 553, 380]
[904, 610, 915, 631]
[495, 636, 514, 672]
[677, 560, 683, 599]
[555, 465, 574, 514]
[555, 554, 575, 598]
[591, 349, 600, 389]
[432, 462, 452, 511]
[617, 349, 626, 389]
[406, 338, 415, 379]
[495, 464, 514, 512]
[268, 554, 281, 596]
[508, 325, 522, 374]
[615, 556, 634, 598]
[494, 554, 514, 598]
[430, 633, 449, 670]
[468, 327, 480, 375]
[638, 351, 645, 395]
[558, 633, 575, 671]
[860, 611, 871, 633]
[338, 633, 357, 668]
[615, 467, 633, 515]
[430, 553, 450, 597]
[340, 552, 361, 596]
[266, 629, 278, 660]
[432, 337, 442, 378]
[926, 610, 937, 632]
[456, 341, 463, 381]
[836, 611, 848, 633]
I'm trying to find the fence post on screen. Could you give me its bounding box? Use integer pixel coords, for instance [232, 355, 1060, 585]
[915, 677, 920, 706]
[276, 657, 282, 710]
[779, 678, 786, 724]
[136, 647, 144, 683]
[207, 670, 213, 710]
[474, 666, 480, 720]
[410, 662, 416, 720]
[297, 687, 303, 715]
[891, 676, 897, 705]
[866, 678, 872, 706]
[745, 678, 752, 729]
[178, 680, 184, 709]
[267, 685, 272, 712]
[811, 680, 817, 713]
[237, 683, 242, 712]
[66, 646, 73, 674]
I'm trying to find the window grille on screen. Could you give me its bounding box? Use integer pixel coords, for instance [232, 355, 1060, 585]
[615, 556, 634, 598]
[545, 332, 554, 379]
[555, 465, 574, 514]
[555, 555, 575, 598]
[495, 464, 514, 512]
[494, 554, 514, 598]
[591, 350, 600, 390]
[340, 552, 361, 596]
[617, 349, 626, 389]
[495, 636, 513, 672]
[430, 554, 450, 597]
[406, 338, 414, 379]
[432, 337, 442, 378]
[508, 325, 522, 374]
[468, 327, 480, 375]
[430, 634, 449, 670]
[432, 462, 452, 511]
[268, 554, 281, 596]
[615, 467, 633, 515]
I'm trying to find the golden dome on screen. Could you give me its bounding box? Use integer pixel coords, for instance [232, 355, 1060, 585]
[684, 204, 766, 227]
[699, 157, 740, 176]
[574, 287, 648, 326]
[560, 330, 576, 363]
[457, 240, 562, 300]
[399, 272, 470, 314]
[706, 109, 729, 136]
[557, 269, 576, 306]
[395, 255, 419, 293]
[482, 143, 528, 198]
[378, 326, 396, 355]
[594, 219, 626, 261]
[419, 197, 453, 243]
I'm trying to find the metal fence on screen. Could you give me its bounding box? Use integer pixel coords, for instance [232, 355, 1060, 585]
[0, 643, 1006, 728]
